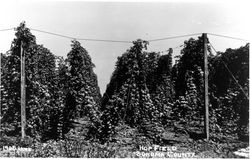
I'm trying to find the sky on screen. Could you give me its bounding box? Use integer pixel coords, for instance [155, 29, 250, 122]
[0, 0, 249, 94]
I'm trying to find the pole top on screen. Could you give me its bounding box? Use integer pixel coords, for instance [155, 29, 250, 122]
[203, 33, 209, 44]
[169, 48, 173, 53]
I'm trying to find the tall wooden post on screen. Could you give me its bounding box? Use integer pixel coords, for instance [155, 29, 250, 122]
[21, 41, 26, 139]
[203, 33, 209, 140]
[168, 48, 173, 96]
[0, 52, 1, 137]
[168, 48, 173, 70]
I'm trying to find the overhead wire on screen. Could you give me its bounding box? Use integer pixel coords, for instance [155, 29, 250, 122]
[30, 28, 133, 43]
[0, 28, 14, 32]
[207, 33, 249, 42]
[30, 28, 202, 43]
[148, 33, 202, 42]
[209, 42, 249, 100]
[0, 27, 202, 43]
[1, 27, 249, 44]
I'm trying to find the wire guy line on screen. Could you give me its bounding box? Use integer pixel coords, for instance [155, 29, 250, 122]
[209, 41, 249, 100]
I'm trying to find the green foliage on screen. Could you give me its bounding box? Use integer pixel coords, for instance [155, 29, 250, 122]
[1, 22, 58, 139]
[28, 130, 136, 158]
[0, 22, 248, 155]
[1, 23, 102, 141]
[173, 37, 206, 97]
[100, 39, 172, 142]
[210, 44, 249, 95]
[208, 44, 249, 140]
[173, 37, 249, 140]
[62, 40, 101, 138]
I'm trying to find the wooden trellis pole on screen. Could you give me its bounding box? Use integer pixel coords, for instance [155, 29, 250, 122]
[203, 33, 209, 140]
[0, 51, 1, 137]
[21, 41, 26, 139]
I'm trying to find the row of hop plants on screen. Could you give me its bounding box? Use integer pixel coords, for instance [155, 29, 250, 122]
[1, 22, 248, 150]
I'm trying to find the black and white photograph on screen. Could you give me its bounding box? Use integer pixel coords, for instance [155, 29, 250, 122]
[0, 0, 249, 158]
